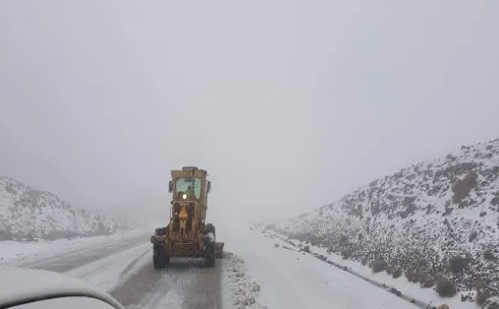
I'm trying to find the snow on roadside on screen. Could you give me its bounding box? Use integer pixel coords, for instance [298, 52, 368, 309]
[114, 245, 154, 289]
[223, 252, 264, 309]
[262, 229, 490, 309]
[218, 220, 420, 309]
[0, 226, 151, 266]
[65, 242, 151, 292]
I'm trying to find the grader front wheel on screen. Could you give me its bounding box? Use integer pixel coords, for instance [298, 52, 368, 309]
[153, 243, 169, 269]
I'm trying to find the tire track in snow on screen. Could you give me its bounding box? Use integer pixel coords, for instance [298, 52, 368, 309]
[21, 233, 148, 272]
[64, 242, 152, 292]
[116, 248, 152, 284]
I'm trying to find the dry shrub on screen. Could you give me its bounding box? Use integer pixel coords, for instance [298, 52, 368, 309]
[476, 289, 491, 306]
[392, 268, 402, 279]
[483, 249, 494, 261]
[419, 272, 435, 288]
[473, 279, 487, 289]
[370, 259, 387, 273]
[405, 269, 420, 283]
[339, 234, 349, 244]
[435, 277, 457, 297]
[448, 255, 468, 273]
[452, 170, 478, 203]
[385, 266, 394, 276]
[361, 257, 368, 266]
[341, 249, 352, 259]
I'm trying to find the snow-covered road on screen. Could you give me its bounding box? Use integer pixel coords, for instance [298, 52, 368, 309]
[1, 227, 227, 309]
[1, 223, 431, 309]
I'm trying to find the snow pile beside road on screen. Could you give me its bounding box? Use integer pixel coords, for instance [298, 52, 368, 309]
[223, 252, 264, 309]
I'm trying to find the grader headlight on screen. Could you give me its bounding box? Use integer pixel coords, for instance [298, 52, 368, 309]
[182, 193, 187, 200]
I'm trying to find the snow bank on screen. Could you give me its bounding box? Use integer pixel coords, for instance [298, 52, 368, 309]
[223, 252, 263, 309]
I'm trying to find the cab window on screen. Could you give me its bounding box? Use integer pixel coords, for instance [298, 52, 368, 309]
[175, 177, 202, 199]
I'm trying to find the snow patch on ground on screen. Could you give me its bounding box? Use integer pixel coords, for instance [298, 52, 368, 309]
[0, 227, 151, 266]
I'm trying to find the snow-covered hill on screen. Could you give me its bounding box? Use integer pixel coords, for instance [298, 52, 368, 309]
[0, 176, 125, 241]
[265, 138, 499, 305]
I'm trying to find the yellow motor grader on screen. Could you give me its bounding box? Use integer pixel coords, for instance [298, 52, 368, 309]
[150, 166, 224, 269]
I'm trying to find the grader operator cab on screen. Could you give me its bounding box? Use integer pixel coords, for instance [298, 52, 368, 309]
[150, 166, 224, 269]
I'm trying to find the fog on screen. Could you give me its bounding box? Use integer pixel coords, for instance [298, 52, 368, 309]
[1, 1, 498, 225]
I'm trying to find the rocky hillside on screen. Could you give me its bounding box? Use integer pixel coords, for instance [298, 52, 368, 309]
[266, 138, 499, 305]
[0, 176, 124, 241]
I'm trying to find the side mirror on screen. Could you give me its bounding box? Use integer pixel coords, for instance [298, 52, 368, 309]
[207, 181, 211, 193]
[168, 181, 173, 193]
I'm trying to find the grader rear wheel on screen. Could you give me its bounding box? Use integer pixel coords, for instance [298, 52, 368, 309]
[204, 242, 216, 267]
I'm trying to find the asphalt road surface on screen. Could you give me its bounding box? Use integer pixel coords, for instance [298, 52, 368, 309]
[20, 234, 223, 309]
[111, 259, 223, 309]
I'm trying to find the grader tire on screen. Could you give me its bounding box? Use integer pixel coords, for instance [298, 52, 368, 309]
[153, 243, 169, 269]
[204, 242, 216, 267]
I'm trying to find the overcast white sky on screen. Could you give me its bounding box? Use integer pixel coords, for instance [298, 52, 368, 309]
[1, 0, 498, 224]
